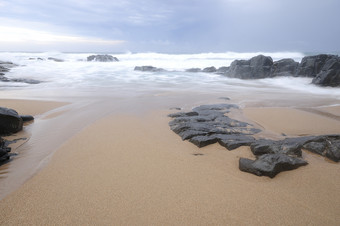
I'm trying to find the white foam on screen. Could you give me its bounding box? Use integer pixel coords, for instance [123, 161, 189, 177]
[1, 51, 339, 100]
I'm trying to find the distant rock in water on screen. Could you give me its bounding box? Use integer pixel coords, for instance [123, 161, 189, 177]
[0, 60, 41, 84]
[311, 55, 340, 87]
[271, 58, 299, 77]
[47, 57, 64, 62]
[134, 66, 166, 72]
[202, 66, 217, 73]
[185, 68, 202, 72]
[225, 55, 273, 79]
[87, 54, 119, 62]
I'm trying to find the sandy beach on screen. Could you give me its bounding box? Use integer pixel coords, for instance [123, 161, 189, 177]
[0, 96, 340, 225]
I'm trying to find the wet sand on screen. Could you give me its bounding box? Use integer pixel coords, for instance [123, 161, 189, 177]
[0, 99, 340, 225]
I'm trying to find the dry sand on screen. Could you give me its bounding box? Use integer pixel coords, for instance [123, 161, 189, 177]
[0, 101, 340, 225]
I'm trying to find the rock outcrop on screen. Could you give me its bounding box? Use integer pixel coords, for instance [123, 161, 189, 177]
[0, 60, 41, 84]
[87, 54, 119, 62]
[311, 56, 340, 87]
[225, 55, 274, 79]
[169, 103, 340, 178]
[271, 58, 299, 77]
[134, 66, 165, 72]
[0, 107, 34, 165]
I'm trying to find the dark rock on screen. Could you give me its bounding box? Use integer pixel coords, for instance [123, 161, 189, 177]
[250, 137, 314, 157]
[20, 115, 34, 122]
[225, 55, 273, 79]
[239, 154, 308, 178]
[47, 57, 64, 62]
[134, 66, 165, 72]
[202, 66, 217, 73]
[217, 134, 255, 150]
[0, 65, 9, 73]
[186, 68, 201, 72]
[0, 107, 23, 135]
[312, 56, 340, 87]
[303, 135, 340, 162]
[168, 104, 260, 149]
[0, 137, 11, 164]
[296, 54, 336, 77]
[87, 54, 119, 62]
[271, 58, 299, 77]
[216, 67, 229, 74]
[168, 103, 340, 178]
[11, 78, 41, 84]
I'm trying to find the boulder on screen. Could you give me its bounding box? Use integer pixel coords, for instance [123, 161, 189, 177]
[134, 66, 165, 72]
[87, 54, 119, 62]
[312, 56, 340, 87]
[47, 57, 64, 62]
[302, 135, 340, 162]
[185, 68, 202, 72]
[239, 154, 308, 178]
[225, 55, 273, 79]
[295, 54, 336, 77]
[271, 58, 299, 77]
[202, 66, 217, 73]
[216, 66, 229, 74]
[0, 107, 23, 135]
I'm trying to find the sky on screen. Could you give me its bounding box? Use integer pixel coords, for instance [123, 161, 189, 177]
[0, 0, 339, 53]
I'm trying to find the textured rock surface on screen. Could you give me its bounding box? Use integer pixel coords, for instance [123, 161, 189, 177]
[239, 154, 308, 178]
[225, 55, 273, 79]
[169, 103, 340, 178]
[87, 54, 119, 62]
[0, 107, 23, 135]
[271, 58, 299, 77]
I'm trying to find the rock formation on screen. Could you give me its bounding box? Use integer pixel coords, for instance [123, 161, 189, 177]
[169, 103, 340, 178]
[87, 54, 119, 62]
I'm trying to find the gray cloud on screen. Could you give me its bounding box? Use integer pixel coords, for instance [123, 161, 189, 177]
[0, 0, 339, 52]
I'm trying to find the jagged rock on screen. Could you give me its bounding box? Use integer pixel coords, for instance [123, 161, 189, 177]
[134, 66, 165, 72]
[225, 55, 273, 79]
[87, 54, 119, 62]
[296, 54, 336, 77]
[186, 68, 201, 72]
[303, 135, 340, 162]
[239, 154, 308, 178]
[0, 107, 23, 135]
[202, 66, 217, 73]
[271, 58, 299, 77]
[48, 57, 64, 62]
[169, 104, 260, 149]
[312, 56, 340, 87]
[168, 103, 340, 178]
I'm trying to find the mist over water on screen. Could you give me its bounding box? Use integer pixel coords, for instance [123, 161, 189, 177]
[0, 51, 340, 106]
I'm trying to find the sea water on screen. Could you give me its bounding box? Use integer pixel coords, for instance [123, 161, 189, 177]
[1, 51, 340, 106]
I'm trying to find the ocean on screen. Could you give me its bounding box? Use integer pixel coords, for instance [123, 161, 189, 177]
[1, 51, 340, 108]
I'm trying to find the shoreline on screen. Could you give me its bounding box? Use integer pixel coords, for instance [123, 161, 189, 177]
[0, 96, 339, 225]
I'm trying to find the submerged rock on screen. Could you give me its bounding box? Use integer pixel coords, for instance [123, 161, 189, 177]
[87, 54, 119, 62]
[48, 57, 64, 62]
[185, 68, 202, 72]
[134, 66, 166, 72]
[0, 137, 11, 164]
[202, 66, 217, 73]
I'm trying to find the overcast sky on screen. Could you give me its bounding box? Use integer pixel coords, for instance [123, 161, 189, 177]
[0, 0, 339, 53]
